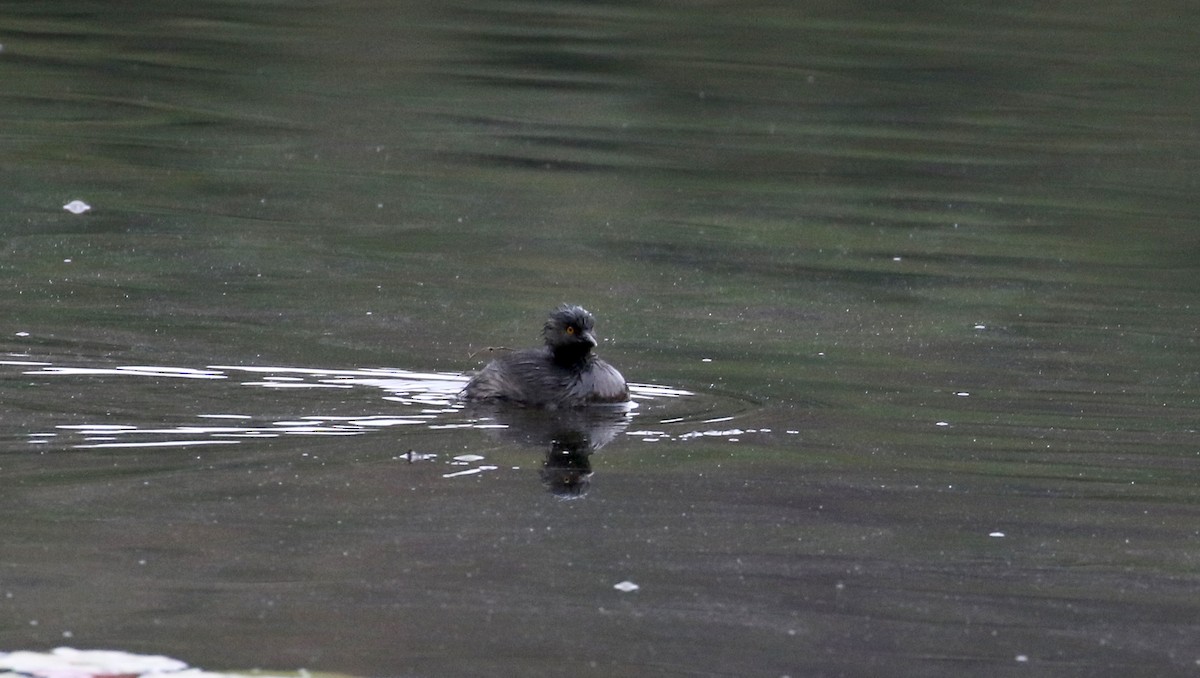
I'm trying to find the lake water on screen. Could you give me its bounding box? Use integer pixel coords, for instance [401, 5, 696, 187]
[2, 2, 1199, 677]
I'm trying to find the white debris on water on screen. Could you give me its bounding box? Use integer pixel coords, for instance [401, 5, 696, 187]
[0, 647, 297, 676]
[613, 580, 640, 592]
[62, 200, 91, 214]
[0, 648, 193, 676]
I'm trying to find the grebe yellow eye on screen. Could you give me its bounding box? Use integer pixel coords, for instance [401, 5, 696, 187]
[565, 326, 576, 335]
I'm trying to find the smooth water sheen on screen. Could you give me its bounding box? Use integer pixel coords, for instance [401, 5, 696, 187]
[2, 2, 1199, 677]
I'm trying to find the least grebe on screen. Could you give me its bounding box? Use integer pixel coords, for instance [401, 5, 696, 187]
[461, 305, 629, 408]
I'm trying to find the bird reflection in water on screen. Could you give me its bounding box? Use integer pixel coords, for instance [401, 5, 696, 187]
[462, 403, 632, 497]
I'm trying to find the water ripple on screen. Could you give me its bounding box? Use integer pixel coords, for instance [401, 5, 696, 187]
[2, 359, 765, 451]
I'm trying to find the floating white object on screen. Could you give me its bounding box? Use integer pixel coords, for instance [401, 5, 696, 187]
[613, 580, 639, 592]
[989, 531, 1006, 538]
[0, 647, 186, 675]
[0, 646, 296, 677]
[63, 200, 91, 214]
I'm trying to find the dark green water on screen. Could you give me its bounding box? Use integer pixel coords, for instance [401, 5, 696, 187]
[2, 2, 1199, 677]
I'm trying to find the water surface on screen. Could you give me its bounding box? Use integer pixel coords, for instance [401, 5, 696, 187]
[2, 2, 1199, 677]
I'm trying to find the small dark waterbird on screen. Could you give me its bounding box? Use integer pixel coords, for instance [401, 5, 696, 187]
[461, 305, 629, 408]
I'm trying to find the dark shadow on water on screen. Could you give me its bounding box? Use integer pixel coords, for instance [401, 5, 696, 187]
[461, 402, 633, 497]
